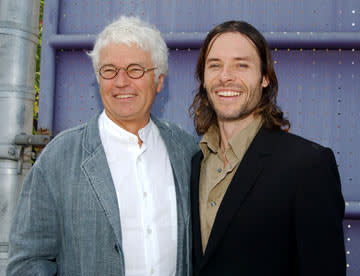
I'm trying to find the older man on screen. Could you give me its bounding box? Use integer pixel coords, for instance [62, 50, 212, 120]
[190, 20, 346, 275]
[7, 16, 197, 276]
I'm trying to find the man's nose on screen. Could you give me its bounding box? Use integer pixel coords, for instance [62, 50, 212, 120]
[219, 65, 235, 83]
[114, 69, 130, 86]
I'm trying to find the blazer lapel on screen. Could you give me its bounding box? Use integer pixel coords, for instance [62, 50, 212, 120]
[81, 148, 122, 244]
[191, 151, 204, 270]
[153, 118, 190, 225]
[201, 128, 272, 267]
[80, 114, 122, 245]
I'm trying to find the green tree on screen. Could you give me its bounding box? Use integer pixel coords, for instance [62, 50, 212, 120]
[34, 0, 44, 133]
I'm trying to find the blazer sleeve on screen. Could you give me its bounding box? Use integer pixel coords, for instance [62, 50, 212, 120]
[7, 163, 59, 276]
[294, 147, 346, 275]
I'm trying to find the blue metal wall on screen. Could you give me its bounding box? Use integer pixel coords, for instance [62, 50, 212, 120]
[39, 0, 360, 273]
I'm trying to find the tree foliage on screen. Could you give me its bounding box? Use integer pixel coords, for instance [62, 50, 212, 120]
[34, 0, 44, 133]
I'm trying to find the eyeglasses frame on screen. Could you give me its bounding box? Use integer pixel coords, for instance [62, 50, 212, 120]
[98, 63, 157, 80]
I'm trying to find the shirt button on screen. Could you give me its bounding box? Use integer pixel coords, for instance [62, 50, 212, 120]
[151, 268, 155, 274]
[143, 192, 147, 198]
[217, 168, 222, 173]
[147, 228, 152, 234]
[210, 201, 216, 207]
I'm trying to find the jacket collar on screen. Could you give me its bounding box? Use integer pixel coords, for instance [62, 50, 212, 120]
[193, 126, 275, 268]
[80, 113, 122, 245]
[151, 115, 189, 225]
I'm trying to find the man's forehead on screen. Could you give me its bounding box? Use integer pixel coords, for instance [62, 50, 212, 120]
[206, 32, 259, 60]
[99, 42, 152, 64]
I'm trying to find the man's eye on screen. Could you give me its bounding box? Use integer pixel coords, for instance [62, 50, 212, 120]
[130, 68, 143, 72]
[237, 63, 248, 68]
[208, 64, 220, 68]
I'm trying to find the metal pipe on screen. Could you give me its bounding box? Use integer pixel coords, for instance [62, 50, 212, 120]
[37, 0, 59, 134]
[46, 31, 360, 50]
[0, 0, 40, 274]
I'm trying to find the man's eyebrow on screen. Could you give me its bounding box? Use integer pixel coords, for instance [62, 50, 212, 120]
[101, 63, 116, 67]
[206, 58, 221, 63]
[100, 62, 147, 67]
[233, 56, 252, 61]
[206, 56, 253, 63]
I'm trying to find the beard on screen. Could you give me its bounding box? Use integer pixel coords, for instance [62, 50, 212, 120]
[207, 91, 259, 122]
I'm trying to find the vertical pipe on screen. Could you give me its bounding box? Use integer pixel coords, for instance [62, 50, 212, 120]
[0, 0, 40, 274]
[38, 0, 59, 133]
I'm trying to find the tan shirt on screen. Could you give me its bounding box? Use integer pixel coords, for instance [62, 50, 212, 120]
[199, 116, 263, 252]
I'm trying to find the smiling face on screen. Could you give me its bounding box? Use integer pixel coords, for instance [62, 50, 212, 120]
[204, 32, 269, 124]
[98, 42, 164, 132]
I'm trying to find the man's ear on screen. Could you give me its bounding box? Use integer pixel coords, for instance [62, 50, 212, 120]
[261, 74, 269, 88]
[156, 74, 165, 93]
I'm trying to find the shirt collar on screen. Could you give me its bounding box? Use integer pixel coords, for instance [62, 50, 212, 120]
[199, 124, 221, 157]
[199, 116, 263, 160]
[100, 110, 153, 145]
[229, 116, 263, 160]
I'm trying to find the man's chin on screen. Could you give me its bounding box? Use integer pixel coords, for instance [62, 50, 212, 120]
[216, 109, 254, 122]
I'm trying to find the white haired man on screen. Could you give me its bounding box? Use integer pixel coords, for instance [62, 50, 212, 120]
[7, 17, 198, 276]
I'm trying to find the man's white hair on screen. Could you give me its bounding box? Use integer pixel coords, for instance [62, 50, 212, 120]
[88, 16, 168, 82]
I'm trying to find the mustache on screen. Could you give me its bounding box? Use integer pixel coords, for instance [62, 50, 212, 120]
[210, 84, 246, 92]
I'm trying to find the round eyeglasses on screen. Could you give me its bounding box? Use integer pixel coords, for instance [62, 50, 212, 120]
[98, 64, 157, 80]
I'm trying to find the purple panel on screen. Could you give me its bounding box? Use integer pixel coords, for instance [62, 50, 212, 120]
[54, 50, 101, 132]
[57, 0, 360, 34]
[273, 49, 360, 200]
[343, 220, 360, 274]
[152, 49, 199, 137]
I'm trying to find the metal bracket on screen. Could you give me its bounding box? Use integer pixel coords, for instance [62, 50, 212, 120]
[14, 134, 52, 146]
[0, 146, 21, 161]
[14, 134, 52, 173]
[0, 134, 52, 174]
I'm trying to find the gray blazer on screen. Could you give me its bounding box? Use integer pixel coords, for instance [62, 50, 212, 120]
[7, 114, 198, 276]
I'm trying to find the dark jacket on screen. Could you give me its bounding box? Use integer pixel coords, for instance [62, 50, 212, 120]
[191, 127, 346, 276]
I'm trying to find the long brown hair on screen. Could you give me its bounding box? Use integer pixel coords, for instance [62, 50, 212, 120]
[189, 21, 290, 135]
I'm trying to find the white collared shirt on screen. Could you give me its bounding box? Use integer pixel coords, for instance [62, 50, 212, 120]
[98, 111, 177, 276]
